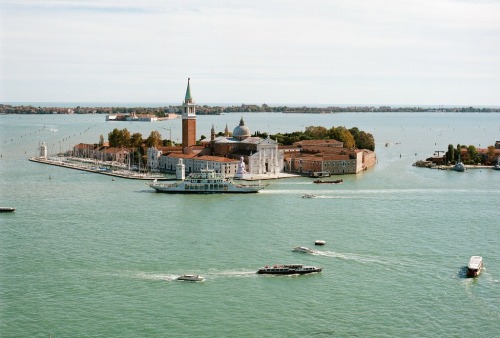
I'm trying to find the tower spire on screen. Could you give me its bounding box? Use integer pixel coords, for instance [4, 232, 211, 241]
[185, 78, 192, 102]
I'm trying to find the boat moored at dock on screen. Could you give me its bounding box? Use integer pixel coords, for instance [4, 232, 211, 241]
[257, 264, 322, 275]
[466, 256, 483, 277]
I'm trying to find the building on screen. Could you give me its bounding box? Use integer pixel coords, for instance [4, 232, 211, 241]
[283, 141, 376, 175]
[155, 79, 375, 177]
[158, 80, 284, 178]
[182, 78, 196, 152]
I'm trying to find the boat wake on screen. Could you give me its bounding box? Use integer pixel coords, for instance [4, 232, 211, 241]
[315, 250, 409, 268]
[134, 272, 179, 281]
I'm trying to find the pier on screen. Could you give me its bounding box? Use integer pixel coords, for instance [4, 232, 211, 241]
[29, 157, 171, 180]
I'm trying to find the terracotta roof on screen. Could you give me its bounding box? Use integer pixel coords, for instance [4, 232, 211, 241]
[196, 155, 239, 163]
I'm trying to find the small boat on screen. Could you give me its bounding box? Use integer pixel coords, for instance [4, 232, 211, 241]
[466, 256, 483, 277]
[302, 194, 317, 198]
[492, 156, 500, 171]
[313, 179, 343, 184]
[177, 274, 205, 282]
[314, 240, 326, 246]
[452, 161, 465, 172]
[257, 264, 322, 275]
[292, 246, 314, 254]
[0, 207, 16, 212]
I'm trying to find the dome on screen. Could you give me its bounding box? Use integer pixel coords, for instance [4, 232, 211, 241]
[233, 117, 251, 140]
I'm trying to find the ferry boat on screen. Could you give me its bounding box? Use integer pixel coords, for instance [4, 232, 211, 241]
[257, 264, 322, 275]
[177, 274, 205, 282]
[292, 246, 314, 254]
[466, 256, 483, 277]
[148, 168, 265, 194]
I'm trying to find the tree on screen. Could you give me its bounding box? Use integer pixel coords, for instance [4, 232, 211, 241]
[99, 135, 104, 147]
[146, 131, 162, 148]
[355, 131, 375, 151]
[130, 133, 143, 148]
[305, 126, 328, 139]
[467, 145, 478, 164]
[329, 126, 355, 148]
[447, 144, 454, 164]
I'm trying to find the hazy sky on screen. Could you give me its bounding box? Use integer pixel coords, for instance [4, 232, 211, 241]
[1, 0, 499, 105]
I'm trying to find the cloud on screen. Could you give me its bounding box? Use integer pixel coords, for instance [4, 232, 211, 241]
[1, 0, 499, 104]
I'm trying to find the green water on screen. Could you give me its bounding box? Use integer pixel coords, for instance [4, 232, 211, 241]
[1, 113, 499, 337]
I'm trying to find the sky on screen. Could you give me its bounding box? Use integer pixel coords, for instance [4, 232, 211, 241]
[1, 0, 499, 106]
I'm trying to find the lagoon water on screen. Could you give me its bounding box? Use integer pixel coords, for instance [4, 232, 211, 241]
[1, 112, 499, 337]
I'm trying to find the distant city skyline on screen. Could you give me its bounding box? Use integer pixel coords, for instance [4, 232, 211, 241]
[1, 0, 499, 106]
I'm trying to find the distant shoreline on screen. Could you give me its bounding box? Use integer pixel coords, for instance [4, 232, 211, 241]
[1, 103, 500, 114]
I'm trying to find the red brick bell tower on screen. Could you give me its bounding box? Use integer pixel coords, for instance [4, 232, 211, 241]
[182, 78, 196, 152]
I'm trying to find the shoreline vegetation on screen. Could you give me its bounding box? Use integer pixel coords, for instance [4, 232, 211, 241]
[1, 103, 500, 115]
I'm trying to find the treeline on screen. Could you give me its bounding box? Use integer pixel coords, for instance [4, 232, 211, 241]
[446, 143, 498, 165]
[105, 128, 172, 148]
[3, 104, 500, 115]
[256, 126, 375, 150]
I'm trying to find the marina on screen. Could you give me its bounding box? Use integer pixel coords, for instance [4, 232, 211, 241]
[29, 156, 168, 180]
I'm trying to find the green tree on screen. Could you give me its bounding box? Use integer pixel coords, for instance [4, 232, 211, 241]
[130, 133, 143, 148]
[146, 131, 162, 148]
[305, 126, 328, 139]
[329, 126, 355, 148]
[447, 144, 454, 164]
[354, 131, 375, 151]
[467, 145, 478, 164]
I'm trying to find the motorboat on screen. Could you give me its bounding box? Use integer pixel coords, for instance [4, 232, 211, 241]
[257, 264, 322, 275]
[493, 156, 500, 170]
[302, 194, 317, 198]
[313, 179, 343, 184]
[149, 168, 264, 194]
[452, 161, 465, 172]
[177, 274, 205, 282]
[466, 256, 483, 277]
[292, 246, 314, 254]
[0, 207, 15, 212]
[314, 240, 326, 246]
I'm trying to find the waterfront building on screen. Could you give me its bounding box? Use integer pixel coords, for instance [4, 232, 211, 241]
[283, 142, 376, 175]
[158, 80, 284, 178]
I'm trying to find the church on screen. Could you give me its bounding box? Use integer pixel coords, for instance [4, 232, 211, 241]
[154, 79, 284, 178]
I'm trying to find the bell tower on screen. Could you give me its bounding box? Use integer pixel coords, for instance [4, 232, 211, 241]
[182, 78, 196, 152]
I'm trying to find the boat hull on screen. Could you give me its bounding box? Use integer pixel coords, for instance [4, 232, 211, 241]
[0, 207, 16, 212]
[151, 186, 262, 194]
[257, 265, 322, 275]
[257, 268, 322, 275]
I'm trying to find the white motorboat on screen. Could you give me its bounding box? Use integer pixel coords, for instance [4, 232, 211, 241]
[257, 264, 322, 275]
[177, 274, 205, 282]
[292, 246, 314, 254]
[466, 256, 483, 277]
[302, 194, 317, 198]
[314, 240, 326, 246]
[149, 168, 264, 194]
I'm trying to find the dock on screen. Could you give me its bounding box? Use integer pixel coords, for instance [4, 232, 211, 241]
[29, 157, 171, 180]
